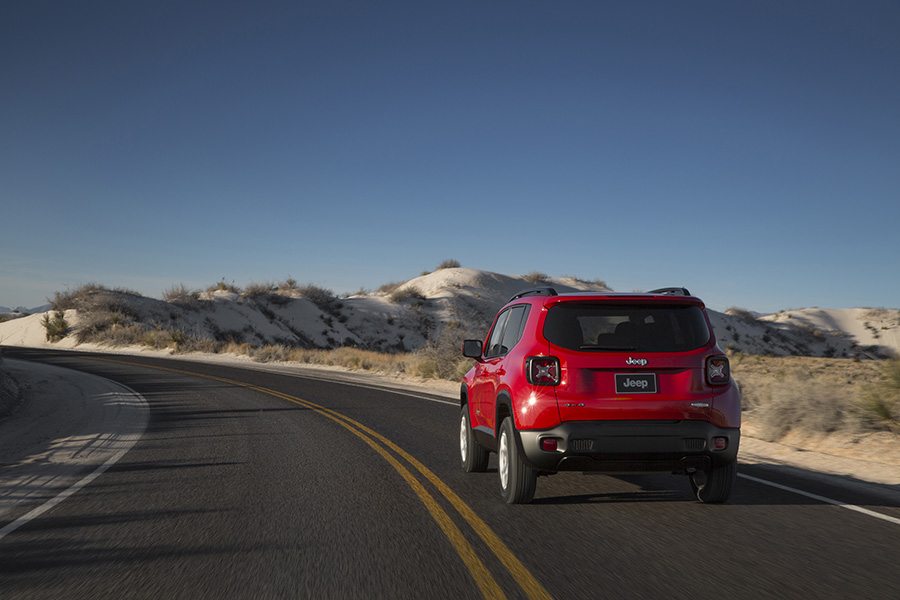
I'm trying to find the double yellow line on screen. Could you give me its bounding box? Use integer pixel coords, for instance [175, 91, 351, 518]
[97, 358, 552, 600]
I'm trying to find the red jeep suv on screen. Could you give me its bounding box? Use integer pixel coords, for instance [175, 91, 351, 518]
[459, 287, 740, 504]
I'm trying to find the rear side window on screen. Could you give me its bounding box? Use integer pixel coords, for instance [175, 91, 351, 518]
[499, 305, 530, 355]
[484, 305, 530, 358]
[485, 310, 511, 358]
[543, 303, 711, 352]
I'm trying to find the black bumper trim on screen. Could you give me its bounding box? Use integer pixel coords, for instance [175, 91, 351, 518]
[517, 420, 739, 473]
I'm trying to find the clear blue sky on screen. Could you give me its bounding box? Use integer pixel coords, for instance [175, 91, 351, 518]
[2, 1, 898, 312]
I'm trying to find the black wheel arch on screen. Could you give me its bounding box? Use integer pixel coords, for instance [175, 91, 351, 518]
[495, 390, 513, 437]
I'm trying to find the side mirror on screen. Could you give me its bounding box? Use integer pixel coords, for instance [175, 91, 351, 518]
[462, 339, 484, 360]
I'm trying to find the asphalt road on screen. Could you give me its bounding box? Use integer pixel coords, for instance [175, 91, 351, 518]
[1, 348, 898, 599]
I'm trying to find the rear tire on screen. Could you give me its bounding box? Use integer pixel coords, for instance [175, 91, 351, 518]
[691, 461, 736, 503]
[460, 406, 489, 473]
[498, 417, 537, 504]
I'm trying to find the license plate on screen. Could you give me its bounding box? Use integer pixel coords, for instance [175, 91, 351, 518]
[615, 373, 658, 394]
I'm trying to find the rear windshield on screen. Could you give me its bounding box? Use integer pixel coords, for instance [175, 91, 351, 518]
[543, 303, 711, 352]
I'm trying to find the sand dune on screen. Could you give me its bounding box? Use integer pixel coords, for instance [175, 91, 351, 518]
[1, 268, 896, 358]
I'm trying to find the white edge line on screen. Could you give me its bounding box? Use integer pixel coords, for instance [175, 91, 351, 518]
[738, 473, 900, 526]
[0, 380, 148, 541]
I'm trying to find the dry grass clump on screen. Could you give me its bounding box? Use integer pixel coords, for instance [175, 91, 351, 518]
[242, 282, 276, 298]
[175, 337, 222, 354]
[389, 286, 426, 304]
[248, 344, 419, 374]
[206, 280, 240, 294]
[435, 259, 461, 270]
[163, 284, 200, 304]
[237, 341, 475, 382]
[50, 283, 141, 311]
[753, 380, 846, 441]
[41, 311, 69, 342]
[74, 297, 143, 344]
[523, 271, 550, 284]
[377, 281, 403, 295]
[857, 360, 900, 432]
[732, 354, 898, 440]
[725, 307, 758, 322]
[93, 324, 150, 346]
[278, 278, 298, 291]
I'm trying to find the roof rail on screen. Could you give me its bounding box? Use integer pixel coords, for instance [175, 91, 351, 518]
[648, 287, 692, 296]
[508, 287, 558, 303]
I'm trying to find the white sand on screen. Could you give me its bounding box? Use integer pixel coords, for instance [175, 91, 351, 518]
[1, 268, 897, 360]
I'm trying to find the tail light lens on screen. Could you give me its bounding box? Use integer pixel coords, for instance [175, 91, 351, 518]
[706, 355, 730, 386]
[540, 438, 559, 452]
[526, 356, 560, 386]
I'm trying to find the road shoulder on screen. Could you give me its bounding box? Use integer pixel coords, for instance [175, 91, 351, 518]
[0, 358, 148, 531]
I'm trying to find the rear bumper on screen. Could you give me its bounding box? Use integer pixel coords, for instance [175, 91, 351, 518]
[518, 420, 739, 473]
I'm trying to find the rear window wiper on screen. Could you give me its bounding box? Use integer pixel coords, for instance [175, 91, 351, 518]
[578, 344, 637, 351]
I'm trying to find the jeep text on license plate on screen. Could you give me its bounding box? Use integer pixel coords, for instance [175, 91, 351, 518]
[615, 373, 658, 394]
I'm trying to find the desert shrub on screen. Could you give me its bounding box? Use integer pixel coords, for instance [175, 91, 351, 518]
[251, 344, 292, 363]
[377, 281, 403, 295]
[857, 360, 900, 432]
[163, 284, 199, 304]
[51, 284, 144, 317]
[138, 328, 190, 350]
[174, 337, 222, 354]
[523, 271, 550, 284]
[435, 259, 461, 270]
[278, 277, 298, 291]
[75, 307, 140, 343]
[726, 307, 758, 322]
[207, 280, 240, 294]
[754, 379, 847, 441]
[413, 322, 473, 380]
[41, 311, 69, 342]
[389, 286, 426, 304]
[297, 284, 342, 316]
[219, 341, 251, 355]
[244, 344, 415, 374]
[50, 283, 109, 311]
[242, 282, 276, 298]
[90, 323, 146, 346]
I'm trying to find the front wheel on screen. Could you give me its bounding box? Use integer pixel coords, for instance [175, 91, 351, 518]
[690, 461, 736, 503]
[460, 406, 489, 473]
[498, 417, 537, 504]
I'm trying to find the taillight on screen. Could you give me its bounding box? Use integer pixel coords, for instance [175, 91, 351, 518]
[526, 356, 560, 386]
[706, 355, 730, 385]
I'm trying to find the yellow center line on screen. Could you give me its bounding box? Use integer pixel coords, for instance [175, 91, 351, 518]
[95, 357, 552, 600]
[283, 393, 505, 599]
